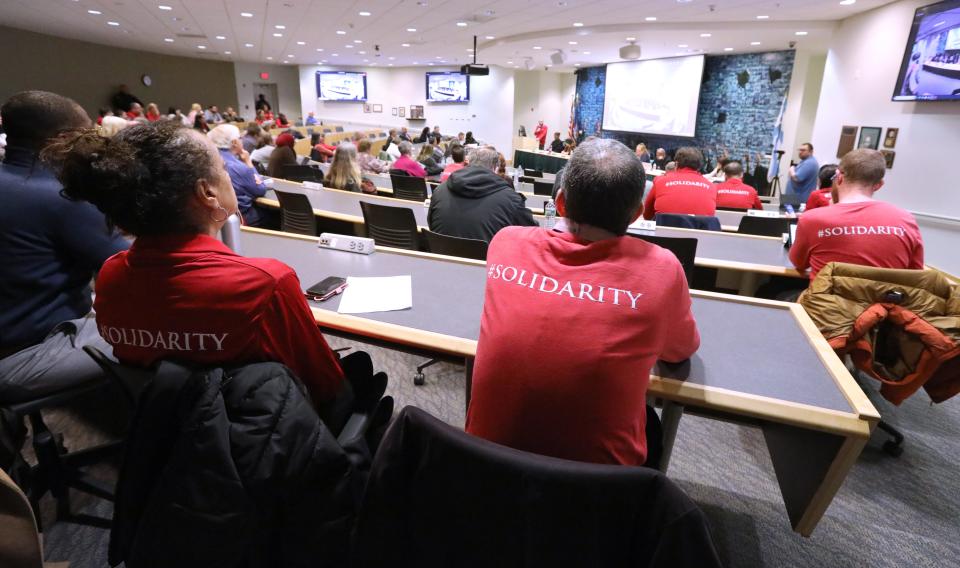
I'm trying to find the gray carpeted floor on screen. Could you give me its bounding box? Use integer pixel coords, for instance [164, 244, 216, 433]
[36, 335, 960, 567]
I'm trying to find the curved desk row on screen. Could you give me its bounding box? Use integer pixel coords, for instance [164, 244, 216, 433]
[238, 226, 879, 537]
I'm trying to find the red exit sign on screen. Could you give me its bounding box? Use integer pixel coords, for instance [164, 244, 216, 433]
[259, 72, 270, 80]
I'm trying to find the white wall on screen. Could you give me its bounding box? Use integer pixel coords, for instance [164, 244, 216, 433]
[781, 49, 829, 169]
[810, 0, 960, 273]
[298, 65, 516, 155]
[513, 70, 577, 140]
[234, 62, 302, 121]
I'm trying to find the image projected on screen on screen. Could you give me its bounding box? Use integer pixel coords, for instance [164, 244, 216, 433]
[893, 0, 960, 101]
[426, 72, 469, 102]
[317, 71, 367, 101]
[602, 55, 705, 137]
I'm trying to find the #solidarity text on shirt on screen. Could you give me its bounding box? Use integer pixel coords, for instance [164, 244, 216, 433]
[487, 263, 643, 310]
[99, 325, 229, 351]
[816, 225, 908, 239]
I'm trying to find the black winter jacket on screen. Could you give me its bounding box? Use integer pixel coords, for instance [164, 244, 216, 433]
[109, 362, 364, 568]
[427, 166, 538, 242]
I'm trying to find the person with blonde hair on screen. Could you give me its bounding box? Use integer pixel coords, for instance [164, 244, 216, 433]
[100, 115, 131, 138]
[635, 143, 650, 163]
[356, 139, 389, 174]
[324, 143, 373, 193]
[417, 143, 442, 176]
[145, 102, 161, 122]
[184, 102, 202, 127]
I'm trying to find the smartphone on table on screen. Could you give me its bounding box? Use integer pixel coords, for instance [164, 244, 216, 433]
[305, 276, 348, 301]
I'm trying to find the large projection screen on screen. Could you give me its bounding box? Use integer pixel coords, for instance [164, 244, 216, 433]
[602, 55, 705, 137]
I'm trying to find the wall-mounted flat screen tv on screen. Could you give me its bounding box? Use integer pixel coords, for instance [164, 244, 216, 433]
[317, 71, 367, 101]
[426, 72, 470, 102]
[893, 0, 960, 101]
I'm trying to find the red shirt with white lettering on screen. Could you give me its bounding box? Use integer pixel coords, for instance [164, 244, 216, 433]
[805, 189, 832, 211]
[94, 234, 344, 406]
[643, 168, 717, 219]
[715, 178, 762, 210]
[790, 200, 924, 280]
[466, 227, 700, 466]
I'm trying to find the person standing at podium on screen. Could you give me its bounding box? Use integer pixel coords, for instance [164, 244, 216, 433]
[534, 120, 548, 150]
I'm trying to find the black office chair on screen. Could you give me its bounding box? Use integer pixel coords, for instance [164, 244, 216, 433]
[737, 215, 793, 237]
[335, 126, 345, 132]
[309, 148, 325, 163]
[389, 174, 429, 202]
[655, 213, 722, 231]
[253, 160, 268, 176]
[629, 235, 698, 287]
[519, 176, 538, 184]
[423, 229, 488, 261]
[353, 407, 721, 567]
[274, 190, 318, 236]
[359, 201, 421, 250]
[533, 180, 554, 196]
[280, 164, 323, 183]
[716, 206, 749, 213]
[1, 375, 126, 529]
[523, 168, 544, 178]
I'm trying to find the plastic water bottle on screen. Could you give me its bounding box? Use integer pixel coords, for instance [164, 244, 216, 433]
[544, 199, 557, 229]
[513, 166, 521, 188]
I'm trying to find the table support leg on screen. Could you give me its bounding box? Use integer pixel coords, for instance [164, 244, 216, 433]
[658, 400, 684, 473]
[738, 271, 760, 296]
[464, 357, 474, 413]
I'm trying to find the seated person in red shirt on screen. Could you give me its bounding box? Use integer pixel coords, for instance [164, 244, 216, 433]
[440, 144, 466, 181]
[714, 161, 762, 210]
[790, 149, 923, 280]
[391, 141, 427, 177]
[466, 138, 700, 466]
[43, 120, 364, 425]
[804, 164, 838, 211]
[642, 146, 716, 219]
[311, 133, 336, 162]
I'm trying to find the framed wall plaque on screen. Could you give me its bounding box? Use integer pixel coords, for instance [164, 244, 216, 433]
[373, 104, 383, 113]
[881, 149, 896, 169]
[857, 126, 881, 150]
[398, 107, 406, 117]
[836, 125, 857, 158]
[391, 107, 397, 116]
[883, 128, 898, 149]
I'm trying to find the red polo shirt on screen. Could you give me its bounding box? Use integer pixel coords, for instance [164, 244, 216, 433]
[715, 178, 762, 210]
[643, 168, 717, 219]
[94, 234, 344, 406]
[805, 189, 832, 211]
[466, 227, 700, 466]
[790, 200, 924, 280]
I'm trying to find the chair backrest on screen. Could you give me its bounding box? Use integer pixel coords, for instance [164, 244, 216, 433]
[359, 201, 421, 250]
[280, 164, 323, 183]
[274, 190, 318, 236]
[533, 180, 554, 196]
[309, 148, 324, 162]
[519, 176, 538, 184]
[335, 126, 345, 132]
[779, 193, 803, 210]
[253, 161, 268, 175]
[0, 468, 43, 568]
[389, 174, 428, 201]
[523, 168, 544, 178]
[353, 406, 722, 567]
[629, 235, 698, 286]
[716, 206, 748, 213]
[423, 229, 488, 261]
[654, 213, 722, 231]
[737, 215, 793, 237]
[388, 168, 411, 177]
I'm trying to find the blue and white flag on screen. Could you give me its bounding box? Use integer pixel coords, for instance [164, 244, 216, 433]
[768, 93, 788, 183]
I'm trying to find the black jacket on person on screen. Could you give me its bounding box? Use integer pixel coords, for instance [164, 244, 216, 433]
[419, 156, 443, 176]
[427, 166, 537, 242]
[109, 362, 365, 568]
[550, 139, 565, 153]
[111, 91, 143, 112]
[353, 406, 723, 568]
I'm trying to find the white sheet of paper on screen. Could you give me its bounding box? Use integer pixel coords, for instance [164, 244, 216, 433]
[337, 276, 412, 314]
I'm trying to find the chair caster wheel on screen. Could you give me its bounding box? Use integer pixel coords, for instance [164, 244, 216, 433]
[882, 440, 903, 457]
[414, 373, 425, 386]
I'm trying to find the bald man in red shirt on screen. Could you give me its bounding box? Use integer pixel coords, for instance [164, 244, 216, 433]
[715, 161, 762, 210]
[790, 149, 923, 280]
[642, 146, 716, 219]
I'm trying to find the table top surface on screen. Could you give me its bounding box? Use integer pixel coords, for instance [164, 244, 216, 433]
[239, 227, 878, 432]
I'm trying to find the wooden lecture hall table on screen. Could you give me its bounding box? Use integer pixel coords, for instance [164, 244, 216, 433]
[238, 226, 879, 537]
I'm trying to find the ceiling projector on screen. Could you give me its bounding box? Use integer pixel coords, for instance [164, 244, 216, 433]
[620, 41, 641, 60]
[550, 50, 567, 65]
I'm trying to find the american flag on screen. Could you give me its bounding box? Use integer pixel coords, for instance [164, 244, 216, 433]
[568, 92, 579, 140]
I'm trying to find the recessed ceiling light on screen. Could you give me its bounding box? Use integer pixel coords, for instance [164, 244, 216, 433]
[573, 22, 583, 27]
[757, 15, 769, 19]
[723, 47, 733, 51]
[568, 41, 577, 45]
[507, 60, 513, 64]
[407, 27, 417, 32]
[467, 48, 473, 51]
[275, 25, 286, 29]
[158, 5, 172, 10]
[332, 53, 339, 56]
[456, 22, 467, 27]
[87, 9, 101, 15]
[359, 50, 366, 54]
[514, 65, 520, 68]
[401, 43, 410, 47]
[359, 11, 371, 16]
[795, 31, 808, 36]
[354, 39, 362, 43]
[336, 30, 346, 35]
[546, 64, 552, 68]
[435, 56, 442, 59]
[839, 0, 856, 5]
[574, 63, 581, 66]
[197, 45, 206, 49]
[266, 56, 273, 60]
[428, 62, 434, 65]
[626, 37, 636, 41]
[583, 51, 591, 54]
[164, 38, 174, 42]
[224, 51, 231, 54]
[345, 45, 354, 48]
[678, 44, 688, 48]
[389, 56, 395, 60]
[108, 21, 120, 26]
[751, 41, 762, 45]
[645, 17, 657, 21]
[700, 33, 711, 37]
[388, 63, 393, 66]
[240, 12, 253, 17]
[485, 35, 495, 39]
[287, 54, 294, 58]
[216, 35, 226, 40]
[363, 59, 369, 62]
[245, 43, 254, 47]
[533, 46, 542, 50]
[297, 41, 305, 45]
[273, 33, 283, 37]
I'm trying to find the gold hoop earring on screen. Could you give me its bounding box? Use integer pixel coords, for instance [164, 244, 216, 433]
[211, 205, 230, 223]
